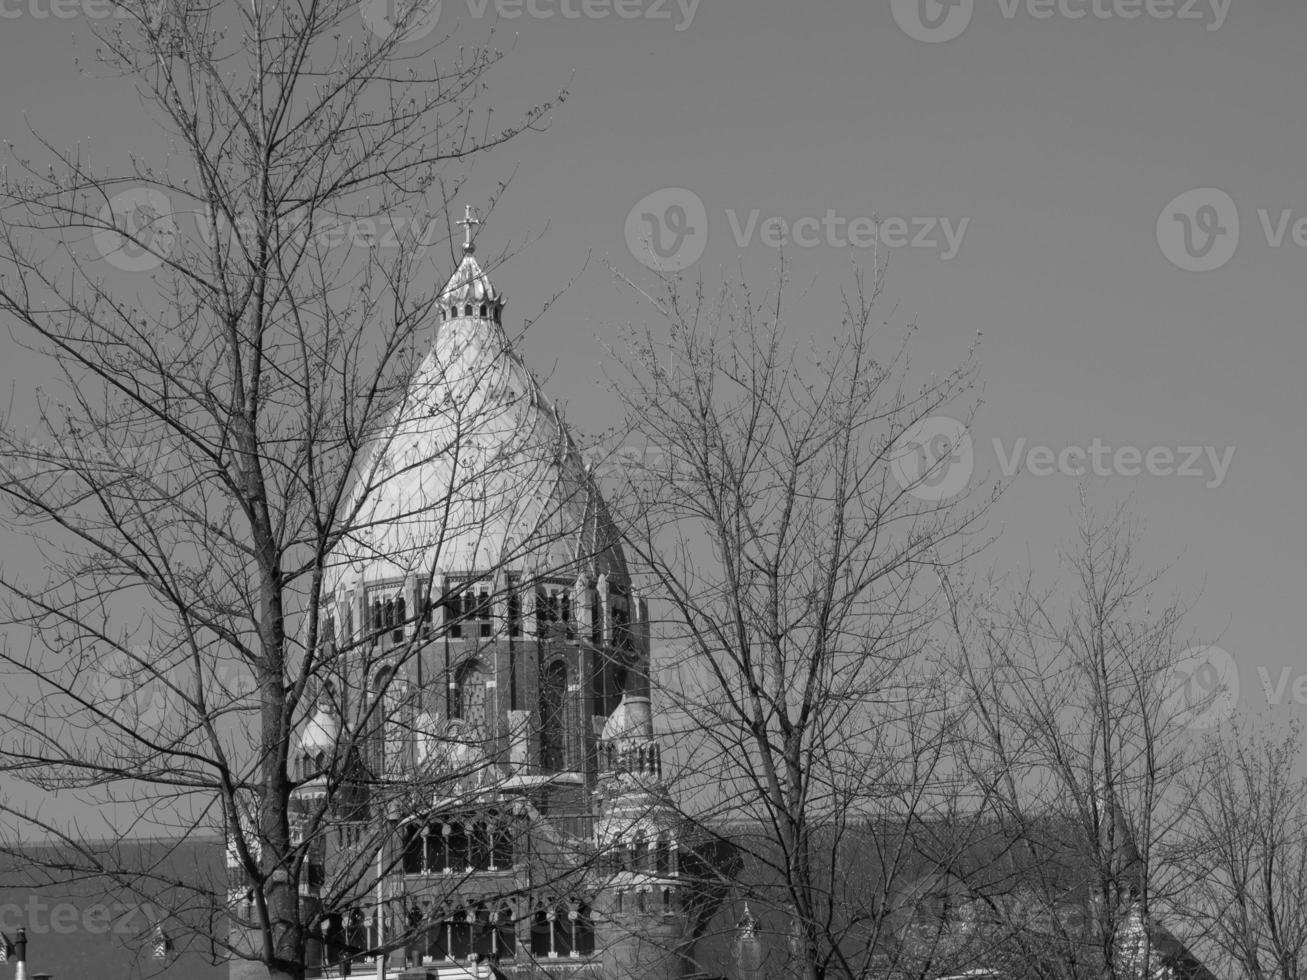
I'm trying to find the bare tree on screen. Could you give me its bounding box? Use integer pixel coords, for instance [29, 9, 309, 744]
[0, 1, 571, 976]
[942, 503, 1217, 980]
[599, 261, 992, 980]
[1178, 722, 1307, 980]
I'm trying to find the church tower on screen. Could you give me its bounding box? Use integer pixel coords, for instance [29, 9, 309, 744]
[230, 208, 733, 980]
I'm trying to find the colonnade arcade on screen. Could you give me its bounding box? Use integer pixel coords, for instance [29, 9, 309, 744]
[400, 814, 514, 875]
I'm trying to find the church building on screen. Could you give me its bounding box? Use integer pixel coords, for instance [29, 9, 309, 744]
[227, 208, 736, 980]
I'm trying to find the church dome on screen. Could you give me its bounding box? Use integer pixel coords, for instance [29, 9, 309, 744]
[325, 213, 627, 591]
[601, 694, 654, 743]
[299, 701, 339, 755]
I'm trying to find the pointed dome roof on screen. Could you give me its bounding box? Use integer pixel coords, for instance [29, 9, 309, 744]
[601, 694, 654, 742]
[299, 700, 339, 754]
[440, 249, 504, 307]
[326, 216, 627, 590]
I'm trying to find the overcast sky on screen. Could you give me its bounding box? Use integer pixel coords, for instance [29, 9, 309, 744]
[1, 0, 1304, 738]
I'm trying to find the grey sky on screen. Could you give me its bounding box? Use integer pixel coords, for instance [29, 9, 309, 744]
[1, 0, 1303, 733]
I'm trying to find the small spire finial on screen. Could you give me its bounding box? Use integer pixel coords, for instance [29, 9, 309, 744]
[739, 902, 758, 937]
[459, 204, 481, 254]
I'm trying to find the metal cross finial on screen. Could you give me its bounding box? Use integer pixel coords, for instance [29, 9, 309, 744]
[459, 204, 480, 253]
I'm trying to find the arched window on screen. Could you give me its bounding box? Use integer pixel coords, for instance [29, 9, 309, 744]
[633, 831, 648, 872]
[471, 587, 492, 637]
[479, 303, 487, 318]
[470, 821, 491, 870]
[464, 303, 473, 317]
[492, 821, 513, 870]
[540, 661, 567, 771]
[530, 909, 552, 957]
[447, 822, 469, 871]
[394, 596, 406, 642]
[402, 824, 423, 874]
[452, 909, 473, 961]
[552, 906, 572, 957]
[353, 909, 372, 959]
[372, 598, 383, 634]
[406, 905, 424, 963]
[494, 905, 515, 958]
[451, 661, 488, 733]
[662, 888, 672, 913]
[574, 904, 595, 954]
[473, 903, 493, 958]
[655, 832, 671, 875]
[425, 911, 447, 961]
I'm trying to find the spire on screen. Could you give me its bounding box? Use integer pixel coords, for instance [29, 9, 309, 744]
[439, 205, 504, 314]
[459, 203, 481, 254]
[735, 904, 764, 980]
[739, 902, 758, 939]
